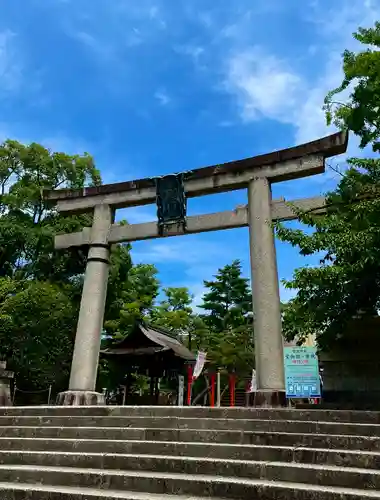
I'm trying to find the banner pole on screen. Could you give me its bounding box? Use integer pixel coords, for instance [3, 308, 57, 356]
[210, 373, 216, 407]
[216, 371, 221, 407]
[187, 365, 193, 406]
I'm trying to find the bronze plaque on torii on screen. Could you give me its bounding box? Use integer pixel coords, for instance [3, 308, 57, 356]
[155, 173, 187, 235]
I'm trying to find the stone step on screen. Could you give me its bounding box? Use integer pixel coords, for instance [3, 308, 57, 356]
[0, 450, 379, 488]
[1, 482, 380, 500]
[1, 405, 380, 424]
[0, 483, 226, 500]
[1, 426, 378, 451]
[0, 427, 380, 451]
[0, 415, 314, 431]
[1, 465, 380, 499]
[1, 426, 299, 445]
[0, 406, 378, 498]
[0, 416, 378, 435]
[1, 425, 380, 451]
[1, 438, 379, 469]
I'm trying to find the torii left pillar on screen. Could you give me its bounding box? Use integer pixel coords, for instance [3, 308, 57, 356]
[57, 204, 113, 405]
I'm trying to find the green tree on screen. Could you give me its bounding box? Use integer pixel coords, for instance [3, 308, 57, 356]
[192, 324, 254, 374]
[0, 139, 103, 394]
[277, 157, 380, 348]
[324, 22, 380, 152]
[104, 263, 160, 341]
[200, 260, 252, 331]
[197, 260, 254, 373]
[150, 287, 193, 334]
[105, 244, 133, 323]
[0, 139, 101, 281]
[0, 279, 78, 397]
[277, 21, 380, 349]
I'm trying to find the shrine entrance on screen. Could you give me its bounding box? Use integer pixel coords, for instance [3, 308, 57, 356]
[44, 131, 348, 407]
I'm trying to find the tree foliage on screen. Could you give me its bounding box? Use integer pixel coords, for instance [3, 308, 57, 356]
[324, 22, 380, 152]
[0, 139, 101, 282]
[104, 263, 160, 341]
[278, 158, 380, 348]
[0, 279, 77, 393]
[279, 21, 380, 348]
[0, 140, 104, 394]
[200, 260, 252, 331]
[150, 287, 193, 332]
[196, 260, 254, 373]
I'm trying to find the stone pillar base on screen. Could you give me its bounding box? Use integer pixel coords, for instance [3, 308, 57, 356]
[252, 390, 286, 407]
[57, 390, 105, 406]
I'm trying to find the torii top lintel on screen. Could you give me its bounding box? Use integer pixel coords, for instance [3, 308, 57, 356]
[44, 131, 348, 213]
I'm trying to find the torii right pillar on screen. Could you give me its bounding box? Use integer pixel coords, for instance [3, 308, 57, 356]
[248, 176, 286, 406]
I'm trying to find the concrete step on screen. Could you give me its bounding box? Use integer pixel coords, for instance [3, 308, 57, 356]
[0, 406, 379, 498]
[1, 465, 380, 499]
[0, 415, 313, 431]
[1, 426, 308, 445]
[1, 439, 379, 469]
[1, 405, 380, 424]
[1, 424, 380, 450]
[1, 482, 380, 500]
[0, 416, 378, 436]
[0, 450, 379, 488]
[1, 426, 379, 451]
[0, 425, 377, 448]
[0, 483, 226, 500]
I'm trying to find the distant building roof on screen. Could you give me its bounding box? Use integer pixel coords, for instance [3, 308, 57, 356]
[100, 322, 195, 361]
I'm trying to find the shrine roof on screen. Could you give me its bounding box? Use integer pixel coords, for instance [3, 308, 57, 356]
[44, 131, 348, 202]
[100, 322, 195, 361]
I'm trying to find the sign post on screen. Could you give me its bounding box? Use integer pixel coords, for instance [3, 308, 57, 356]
[178, 375, 184, 406]
[216, 372, 221, 407]
[283, 346, 321, 400]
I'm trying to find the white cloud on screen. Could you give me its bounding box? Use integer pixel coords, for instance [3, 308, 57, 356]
[154, 89, 171, 106]
[39, 134, 92, 155]
[60, 0, 168, 55]
[0, 30, 23, 94]
[130, 233, 252, 311]
[224, 46, 337, 144]
[225, 48, 304, 124]
[223, 0, 380, 144]
[69, 31, 117, 63]
[175, 44, 205, 65]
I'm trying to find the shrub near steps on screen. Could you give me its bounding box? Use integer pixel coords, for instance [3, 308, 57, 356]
[0, 406, 379, 499]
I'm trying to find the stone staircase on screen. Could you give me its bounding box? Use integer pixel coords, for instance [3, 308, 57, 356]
[0, 406, 380, 499]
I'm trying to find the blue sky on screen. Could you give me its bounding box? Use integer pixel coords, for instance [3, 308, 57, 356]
[0, 0, 378, 307]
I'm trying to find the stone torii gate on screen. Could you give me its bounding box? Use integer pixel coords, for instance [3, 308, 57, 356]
[44, 131, 348, 406]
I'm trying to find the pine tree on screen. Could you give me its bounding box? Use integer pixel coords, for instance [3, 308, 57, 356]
[197, 260, 254, 373]
[199, 260, 252, 332]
